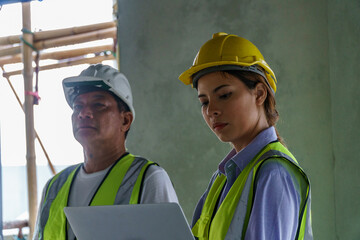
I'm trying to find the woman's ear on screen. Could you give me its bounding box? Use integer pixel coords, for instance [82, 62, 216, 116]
[255, 82, 267, 106]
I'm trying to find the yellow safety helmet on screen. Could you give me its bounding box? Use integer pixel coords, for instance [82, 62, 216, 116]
[178, 32, 277, 93]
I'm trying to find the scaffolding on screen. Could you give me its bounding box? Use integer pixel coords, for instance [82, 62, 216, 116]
[0, 2, 117, 238]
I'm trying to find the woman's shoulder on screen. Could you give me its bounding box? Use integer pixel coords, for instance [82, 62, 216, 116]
[255, 157, 308, 191]
[257, 156, 304, 174]
[256, 158, 293, 178]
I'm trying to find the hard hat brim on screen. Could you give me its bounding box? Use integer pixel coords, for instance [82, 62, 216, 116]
[179, 60, 276, 92]
[191, 64, 268, 89]
[62, 75, 135, 118]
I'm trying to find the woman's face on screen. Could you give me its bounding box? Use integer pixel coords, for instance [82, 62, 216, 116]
[197, 71, 266, 151]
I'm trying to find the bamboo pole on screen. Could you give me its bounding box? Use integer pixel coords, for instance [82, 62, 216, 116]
[34, 21, 116, 41]
[3, 220, 29, 230]
[0, 27, 115, 58]
[39, 44, 113, 60]
[0, 44, 113, 65]
[0, 44, 15, 50]
[0, 21, 116, 46]
[1, 67, 56, 175]
[33, 27, 116, 51]
[35, 55, 115, 71]
[0, 35, 21, 46]
[0, 45, 21, 58]
[3, 54, 115, 78]
[3, 220, 29, 239]
[21, 3, 37, 238]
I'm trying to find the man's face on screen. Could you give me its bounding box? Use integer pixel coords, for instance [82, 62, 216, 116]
[71, 90, 126, 147]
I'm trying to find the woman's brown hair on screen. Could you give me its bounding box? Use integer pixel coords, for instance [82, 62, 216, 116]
[223, 70, 285, 145]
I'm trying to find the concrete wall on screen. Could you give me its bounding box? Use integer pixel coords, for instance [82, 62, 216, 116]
[328, 0, 360, 239]
[116, 0, 360, 239]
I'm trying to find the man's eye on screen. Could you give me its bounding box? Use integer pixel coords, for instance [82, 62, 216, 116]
[73, 105, 82, 111]
[94, 103, 106, 109]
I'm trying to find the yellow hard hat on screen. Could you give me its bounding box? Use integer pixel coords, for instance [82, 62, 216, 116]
[178, 32, 277, 93]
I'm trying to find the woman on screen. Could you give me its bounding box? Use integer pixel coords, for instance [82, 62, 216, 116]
[178, 32, 313, 240]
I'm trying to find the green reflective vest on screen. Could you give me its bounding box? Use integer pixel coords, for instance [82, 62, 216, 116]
[37, 153, 155, 240]
[192, 141, 312, 240]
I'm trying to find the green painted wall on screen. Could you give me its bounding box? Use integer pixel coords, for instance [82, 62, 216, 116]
[116, 0, 360, 239]
[328, 0, 360, 239]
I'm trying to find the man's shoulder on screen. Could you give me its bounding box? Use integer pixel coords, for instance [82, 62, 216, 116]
[132, 154, 154, 163]
[57, 163, 82, 175]
[130, 154, 160, 167]
[48, 163, 82, 184]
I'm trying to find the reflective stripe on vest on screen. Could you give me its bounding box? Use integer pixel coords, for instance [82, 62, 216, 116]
[192, 141, 312, 240]
[38, 154, 155, 240]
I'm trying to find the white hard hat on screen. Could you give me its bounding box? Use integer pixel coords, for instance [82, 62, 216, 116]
[62, 64, 135, 118]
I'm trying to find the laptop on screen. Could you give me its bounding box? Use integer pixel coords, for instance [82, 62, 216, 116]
[64, 203, 195, 240]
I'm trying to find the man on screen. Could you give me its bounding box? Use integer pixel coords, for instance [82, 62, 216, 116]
[33, 64, 178, 240]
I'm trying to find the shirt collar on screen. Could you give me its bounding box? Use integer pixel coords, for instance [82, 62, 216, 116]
[218, 126, 278, 174]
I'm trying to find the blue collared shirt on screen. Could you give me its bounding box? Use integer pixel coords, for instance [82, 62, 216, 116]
[192, 127, 301, 239]
[218, 126, 278, 204]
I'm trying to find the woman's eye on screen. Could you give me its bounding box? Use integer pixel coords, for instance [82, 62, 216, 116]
[200, 101, 208, 107]
[219, 92, 232, 99]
